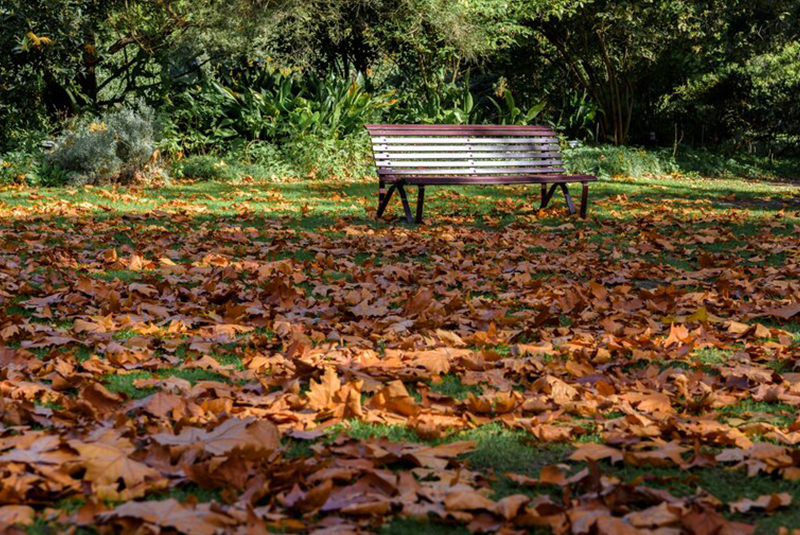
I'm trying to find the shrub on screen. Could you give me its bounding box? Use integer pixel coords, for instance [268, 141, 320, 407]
[2, 150, 37, 185]
[282, 133, 373, 179]
[0, 148, 71, 187]
[48, 102, 159, 185]
[564, 145, 678, 179]
[564, 144, 800, 179]
[237, 141, 295, 179]
[170, 155, 241, 181]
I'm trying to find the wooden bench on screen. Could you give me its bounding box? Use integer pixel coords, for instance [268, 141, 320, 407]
[365, 124, 597, 224]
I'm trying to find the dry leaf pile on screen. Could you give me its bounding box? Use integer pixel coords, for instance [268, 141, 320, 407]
[1, 191, 800, 534]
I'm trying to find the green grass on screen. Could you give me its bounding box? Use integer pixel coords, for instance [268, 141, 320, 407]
[329, 420, 799, 533]
[429, 374, 483, 400]
[283, 438, 317, 460]
[381, 518, 469, 535]
[691, 348, 733, 366]
[759, 320, 800, 342]
[344, 421, 424, 443]
[151, 484, 223, 503]
[458, 425, 569, 476]
[210, 353, 246, 370]
[102, 367, 231, 399]
[717, 399, 797, 427]
[90, 269, 143, 282]
[25, 520, 98, 535]
[340, 422, 570, 477]
[605, 463, 800, 534]
[112, 328, 139, 340]
[103, 371, 154, 399]
[164, 367, 229, 384]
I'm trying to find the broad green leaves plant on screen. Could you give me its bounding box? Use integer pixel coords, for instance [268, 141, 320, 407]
[212, 68, 392, 141]
[488, 90, 546, 125]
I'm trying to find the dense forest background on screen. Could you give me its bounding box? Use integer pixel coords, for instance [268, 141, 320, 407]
[2, 0, 799, 185]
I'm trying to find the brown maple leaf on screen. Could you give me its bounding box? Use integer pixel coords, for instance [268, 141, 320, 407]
[151, 417, 280, 455]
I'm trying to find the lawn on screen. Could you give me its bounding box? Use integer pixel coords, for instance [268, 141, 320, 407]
[1, 174, 800, 534]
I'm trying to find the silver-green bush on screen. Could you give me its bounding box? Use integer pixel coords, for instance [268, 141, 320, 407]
[48, 102, 158, 185]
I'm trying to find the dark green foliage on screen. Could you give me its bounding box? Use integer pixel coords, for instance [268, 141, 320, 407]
[2, 0, 800, 182]
[211, 69, 391, 142]
[565, 145, 800, 179]
[0, 149, 50, 186]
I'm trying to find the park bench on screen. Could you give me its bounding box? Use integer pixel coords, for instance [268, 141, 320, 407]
[365, 124, 597, 224]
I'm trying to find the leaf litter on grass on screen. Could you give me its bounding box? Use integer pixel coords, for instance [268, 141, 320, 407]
[1, 179, 800, 534]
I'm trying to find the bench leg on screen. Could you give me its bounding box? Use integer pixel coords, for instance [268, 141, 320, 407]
[378, 180, 386, 210]
[541, 184, 558, 209]
[559, 183, 576, 215]
[376, 184, 396, 218]
[396, 184, 414, 224]
[580, 182, 589, 219]
[415, 185, 425, 224]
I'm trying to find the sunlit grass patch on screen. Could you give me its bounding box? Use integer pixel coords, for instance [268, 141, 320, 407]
[758, 320, 800, 342]
[429, 374, 483, 400]
[691, 347, 733, 366]
[458, 425, 570, 476]
[112, 329, 139, 340]
[344, 421, 425, 443]
[717, 399, 796, 427]
[210, 353, 246, 370]
[103, 371, 154, 399]
[90, 269, 144, 282]
[165, 367, 229, 384]
[102, 367, 231, 399]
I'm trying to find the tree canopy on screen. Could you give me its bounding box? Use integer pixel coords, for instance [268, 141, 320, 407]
[1, 0, 798, 150]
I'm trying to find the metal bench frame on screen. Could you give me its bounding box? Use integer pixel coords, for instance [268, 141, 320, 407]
[366, 124, 597, 224]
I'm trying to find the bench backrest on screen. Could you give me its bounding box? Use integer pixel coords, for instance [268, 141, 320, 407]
[365, 124, 564, 181]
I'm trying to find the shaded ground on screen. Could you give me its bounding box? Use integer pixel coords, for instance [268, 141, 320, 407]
[1, 174, 799, 535]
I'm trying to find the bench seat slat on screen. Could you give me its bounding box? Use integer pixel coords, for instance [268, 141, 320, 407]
[378, 167, 567, 175]
[377, 160, 563, 168]
[373, 137, 559, 144]
[366, 124, 554, 130]
[374, 151, 562, 160]
[372, 144, 560, 152]
[366, 125, 555, 136]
